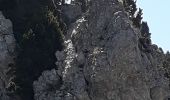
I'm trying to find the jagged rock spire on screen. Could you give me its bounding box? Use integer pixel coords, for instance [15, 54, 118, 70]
[34, 0, 169, 100]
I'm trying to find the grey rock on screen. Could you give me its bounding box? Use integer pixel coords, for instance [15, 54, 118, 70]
[61, 4, 82, 24]
[150, 86, 170, 100]
[33, 0, 170, 100]
[33, 69, 62, 100]
[0, 11, 16, 100]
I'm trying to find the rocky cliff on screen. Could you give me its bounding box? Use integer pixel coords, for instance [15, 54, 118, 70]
[0, 11, 17, 100]
[0, 0, 170, 100]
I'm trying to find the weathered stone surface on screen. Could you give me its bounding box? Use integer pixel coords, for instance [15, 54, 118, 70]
[61, 4, 82, 24]
[0, 11, 16, 100]
[33, 0, 170, 100]
[33, 69, 62, 100]
[150, 86, 170, 100]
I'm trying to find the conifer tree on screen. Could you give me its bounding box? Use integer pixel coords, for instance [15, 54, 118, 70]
[132, 8, 143, 28]
[123, 0, 137, 19]
[140, 21, 151, 38]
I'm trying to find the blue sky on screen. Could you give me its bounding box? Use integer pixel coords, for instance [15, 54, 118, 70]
[136, 0, 170, 52]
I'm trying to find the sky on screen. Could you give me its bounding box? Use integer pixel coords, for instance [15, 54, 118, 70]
[136, 0, 170, 52]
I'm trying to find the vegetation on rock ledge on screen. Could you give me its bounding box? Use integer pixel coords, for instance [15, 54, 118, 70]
[0, 0, 65, 100]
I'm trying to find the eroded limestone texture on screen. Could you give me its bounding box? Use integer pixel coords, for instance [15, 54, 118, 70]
[0, 11, 16, 100]
[33, 0, 169, 100]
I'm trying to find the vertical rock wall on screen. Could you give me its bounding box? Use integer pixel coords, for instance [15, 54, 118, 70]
[33, 0, 169, 100]
[0, 11, 17, 100]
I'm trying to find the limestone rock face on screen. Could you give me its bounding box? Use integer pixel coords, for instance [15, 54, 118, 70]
[33, 0, 170, 100]
[61, 4, 82, 25]
[33, 69, 62, 100]
[0, 11, 16, 100]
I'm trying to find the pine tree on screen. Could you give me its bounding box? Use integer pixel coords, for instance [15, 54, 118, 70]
[123, 0, 144, 28]
[123, 0, 137, 19]
[132, 8, 143, 28]
[140, 21, 151, 38]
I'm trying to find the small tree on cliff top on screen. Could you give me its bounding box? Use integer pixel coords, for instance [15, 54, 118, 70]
[123, 0, 137, 19]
